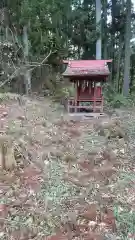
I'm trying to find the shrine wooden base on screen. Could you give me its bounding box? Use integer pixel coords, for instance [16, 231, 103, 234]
[68, 112, 107, 121]
[67, 98, 104, 114]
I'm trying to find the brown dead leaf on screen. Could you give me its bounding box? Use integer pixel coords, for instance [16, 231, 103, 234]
[78, 160, 94, 171]
[47, 233, 68, 240]
[83, 232, 104, 240]
[63, 154, 76, 163]
[79, 204, 98, 221]
[68, 128, 81, 137]
[11, 227, 37, 240]
[0, 204, 9, 218]
[17, 115, 25, 120]
[1, 112, 8, 118]
[101, 147, 116, 162]
[92, 164, 116, 179]
[63, 175, 89, 187]
[101, 208, 116, 232]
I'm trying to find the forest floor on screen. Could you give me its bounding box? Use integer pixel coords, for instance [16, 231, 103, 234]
[0, 93, 135, 240]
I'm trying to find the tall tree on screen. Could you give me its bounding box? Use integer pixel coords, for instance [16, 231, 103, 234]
[110, 0, 117, 83]
[96, 0, 102, 59]
[123, 0, 131, 96]
[102, 0, 108, 59]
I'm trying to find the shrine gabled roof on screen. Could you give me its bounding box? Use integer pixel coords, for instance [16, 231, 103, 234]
[62, 60, 112, 77]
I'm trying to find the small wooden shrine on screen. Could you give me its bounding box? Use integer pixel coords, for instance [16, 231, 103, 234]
[62, 60, 112, 114]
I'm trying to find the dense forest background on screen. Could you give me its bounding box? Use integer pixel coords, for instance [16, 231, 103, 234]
[0, 0, 134, 106]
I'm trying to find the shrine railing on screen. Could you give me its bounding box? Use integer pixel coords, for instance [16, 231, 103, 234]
[67, 97, 103, 113]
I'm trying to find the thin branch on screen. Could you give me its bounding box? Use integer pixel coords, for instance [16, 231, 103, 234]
[0, 50, 56, 88]
[0, 69, 18, 88]
[31, 50, 56, 69]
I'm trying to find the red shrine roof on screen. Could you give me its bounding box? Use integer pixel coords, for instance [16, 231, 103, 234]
[62, 60, 112, 77]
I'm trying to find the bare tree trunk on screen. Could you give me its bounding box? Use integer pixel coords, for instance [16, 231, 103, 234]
[116, 0, 124, 92]
[123, 0, 131, 96]
[102, 0, 107, 59]
[116, 37, 123, 92]
[0, 135, 16, 171]
[23, 25, 31, 95]
[130, 55, 134, 93]
[109, 0, 116, 83]
[96, 0, 101, 60]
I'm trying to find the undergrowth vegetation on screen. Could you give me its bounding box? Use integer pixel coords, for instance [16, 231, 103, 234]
[103, 83, 135, 108]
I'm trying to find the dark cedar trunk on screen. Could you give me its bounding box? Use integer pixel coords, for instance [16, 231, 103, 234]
[96, 0, 101, 59]
[23, 25, 32, 95]
[116, 0, 124, 92]
[110, 0, 116, 83]
[130, 55, 135, 93]
[123, 0, 131, 96]
[116, 37, 123, 92]
[102, 0, 107, 59]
